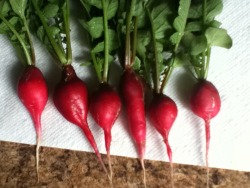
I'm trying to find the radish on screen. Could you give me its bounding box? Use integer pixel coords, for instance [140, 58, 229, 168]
[183, 0, 232, 186]
[79, 0, 121, 182]
[89, 83, 121, 180]
[0, 1, 48, 181]
[31, 0, 109, 178]
[190, 80, 221, 121]
[121, 68, 146, 169]
[143, 1, 191, 187]
[148, 93, 177, 187]
[115, 0, 149, 186]
[53, 64, 108, 175]
[18, 65, 48, 181]
[190, 79, 221, 186]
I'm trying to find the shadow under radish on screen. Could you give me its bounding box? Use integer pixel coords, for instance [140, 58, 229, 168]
[70, 0, 91, 66]
[8, 62, 24, 93]
[174, 70, 197, 109]
[43, 61, 61, 97]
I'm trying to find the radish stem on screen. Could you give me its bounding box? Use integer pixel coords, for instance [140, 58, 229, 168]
[31, 0, 67, 65]
[0, 15, 32, 66]
[146, 7, 160, 94]
[205, 119, 210, 188]
[104, 130, 112, 182]
[62, 0, 72, 64]
[33, 115, 42, 183]
[101, 0, 109, 82]
[107, 152, 113, 187]
[124, 0, 135, 69]
[36, 135, 41, 183]
[140, 158, 147, 188]
[131, 16, 138, 66]
[164, 139, 174, 188]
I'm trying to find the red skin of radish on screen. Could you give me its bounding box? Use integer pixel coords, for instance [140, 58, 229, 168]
[53, 65, 107, 173]
[149, 93, 177, 187]
[17, 65, 48, 181]
[90, 83, 121, 154]
[18, 65, 48, 135]
[149, 93, 177, 163]
[120, 69, 146, 161]
[190, 79, 221, 185]
[190, 80, 221, 120]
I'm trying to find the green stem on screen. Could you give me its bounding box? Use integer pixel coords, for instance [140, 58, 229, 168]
[91, 52, 102, 83]
[146, 7, 160, 93]
[63, 0, 72, 64]
[201, 52, 206, 78]
[203, 0, 207, 26]
[204, 47, 211, 79]
[160, 58, 174, 93]
[0, 15, 32, 66]
[31, 0, 67, 65]
[56, 33, 65, 53]
[124, 0, 135, 69]
[23, 19, 35, 65]
[201, 0, 207, 79]
[131, 16, 138, 66]
[101, 0, 109, 82]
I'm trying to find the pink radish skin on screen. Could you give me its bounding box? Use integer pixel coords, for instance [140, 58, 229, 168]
[120, 69, 147, 186]
[53, 64, 109, 177]
[90, 83, 121, 180]
[149, 93, 177, 188]
[17, 65, 48, 182]
[190, 79, 221, 187]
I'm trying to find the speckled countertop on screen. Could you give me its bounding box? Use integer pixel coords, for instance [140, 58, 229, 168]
[0, 141, 249, 188]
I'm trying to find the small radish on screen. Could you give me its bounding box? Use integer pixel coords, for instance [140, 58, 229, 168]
[117, 1, 148, 186]
[149, 93, 177, 188]
[190, 79, 220, 185]
[18, 65, 48, 182]
[121, 69, 147, 186]
[79, 0, 122, 183]
[182, 0, 232, 186]
[53, 64, 109, 176]
[143, 1, 190, 187]
[90, 83, 121, 180]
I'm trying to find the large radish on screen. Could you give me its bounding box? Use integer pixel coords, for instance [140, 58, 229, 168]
[18, 65, 48, 182]
[121, 68, 147, 186]
[53, 65, 108, 176]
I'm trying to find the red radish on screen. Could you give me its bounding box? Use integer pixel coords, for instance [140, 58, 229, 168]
[53, 64, 108, 176]
[149, 93, 177, 187]
[90, 83, 121, 179]
[17, 65, 48, 182]
[121, 69, 147, 185]
[190, 79, 221, 186]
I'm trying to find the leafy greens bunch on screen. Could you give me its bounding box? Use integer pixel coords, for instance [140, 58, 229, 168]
[0, 0, 34, 65]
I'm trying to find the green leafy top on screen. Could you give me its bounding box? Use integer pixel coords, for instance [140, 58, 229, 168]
[158, 0, 191, 93]
[116, 0, 181, 93]
[0, 0, 35, 66]
[116, 0, 162, 85]
[183, 0, 232, 79]
[170, 0, 191, 48]
[30, 0, 72, 66]
[79, 0, 119, 83]
[140, 0, 180, 93]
